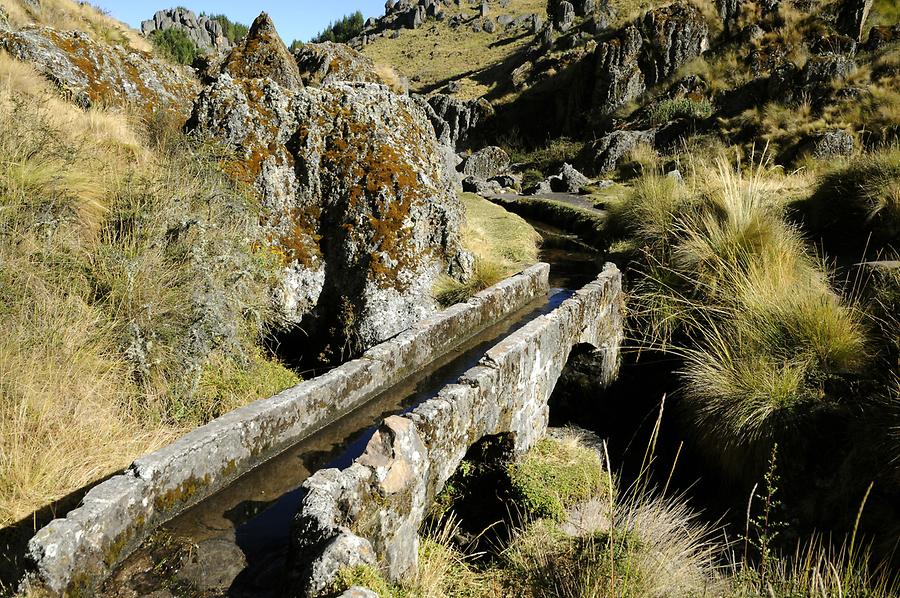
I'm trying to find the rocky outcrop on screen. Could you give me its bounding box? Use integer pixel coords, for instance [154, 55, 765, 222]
[415, 93, 495, 149]
[0, 25, 198, 112]
[492, 1, 708, 140]
[550, 163, 592, 193]
[141, 8, 234, 55]
[188, 13, 469, 351]
[294, 42, 383, 87]
[461, 145, 511, 179]
[289, 264, 624, 596]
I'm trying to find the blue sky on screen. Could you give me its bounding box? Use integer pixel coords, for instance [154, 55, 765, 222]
[93, 1, 386, 44]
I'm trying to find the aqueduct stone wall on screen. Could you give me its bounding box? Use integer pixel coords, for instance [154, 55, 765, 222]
[289, 264, 624, 596]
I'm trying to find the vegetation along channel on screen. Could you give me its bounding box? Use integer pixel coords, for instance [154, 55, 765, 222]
[0, 0, 898, 597]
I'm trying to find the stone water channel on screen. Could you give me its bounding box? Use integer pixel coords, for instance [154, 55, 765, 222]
[100, 218, 606, 597]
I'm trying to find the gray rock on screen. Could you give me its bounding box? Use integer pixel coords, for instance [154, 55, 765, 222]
[556, 1, 576, 32]
[463, 176, 503, 194]
[549, 163, 591, 193]
[414, 93, 494, 149]
[480, 1, 490, 17]
[498, 14, 515, 27]
[716, 0, 742, 34]
[175, 536, 246, 590]
[666, 168, 684, 183]
[592, 130, 656, 173]
[490, 174, 521, 189]
[189, 14, 468, 348]
[531, 13, 545, 33]
[294, 42, 382, 87]
[0, 26, 198, 112]
[573, 0, 596, 16]
[808, 130, 855, 158]
[461, 146, 511, 178]
[483, 18, 497, 33]
[340, 588, 379, 598]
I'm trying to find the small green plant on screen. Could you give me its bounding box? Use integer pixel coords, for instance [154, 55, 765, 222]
[507, 435, 606, 522]
[649, 97, 713, 126]
[148, 28, 201, 65]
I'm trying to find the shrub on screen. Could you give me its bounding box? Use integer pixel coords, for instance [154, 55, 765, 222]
[149, 27, 201, 65]
[649, 97, 713, 125]
[312, 11, 364, 44]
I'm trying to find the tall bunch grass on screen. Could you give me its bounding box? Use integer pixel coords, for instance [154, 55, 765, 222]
[0, 57, 294, 525]
[623, 155, 868, 476]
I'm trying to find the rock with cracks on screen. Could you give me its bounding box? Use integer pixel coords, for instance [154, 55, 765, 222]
[188, 12, 469, 352]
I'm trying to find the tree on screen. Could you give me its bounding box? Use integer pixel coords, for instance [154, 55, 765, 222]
[312, 11, 364, 44]
[149, 28, 201, 65]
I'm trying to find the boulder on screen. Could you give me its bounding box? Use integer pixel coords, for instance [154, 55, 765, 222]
[591, 129, 656, 173]
[0, 25, 198, 113]
[415, 93, 494, 149]
[461, 146, 512, 179]
[463, 176, 503, 194]
[549, 163, 591, 193]
[556, 1, 576, 32]
[483, 18, 497, 33]
[222, 12, 303, 89]
[175, 535, 246, 591]
[294, 42, 383, 87]
[805, 130, 855, 158]
[189, 13, 469, 351]
[340, 588, 379, 598]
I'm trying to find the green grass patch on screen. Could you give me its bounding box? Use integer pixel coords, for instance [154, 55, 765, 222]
[508, 436, 606, 521]
[434, 193, 539, 306]
[149, 28, 201, 65]
[649, 97, 713, 126]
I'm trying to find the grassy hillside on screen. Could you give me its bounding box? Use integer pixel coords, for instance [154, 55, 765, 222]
[362, 0, 547, 100]
[0, 0, 150, 51]
[0, 50, 297, 533]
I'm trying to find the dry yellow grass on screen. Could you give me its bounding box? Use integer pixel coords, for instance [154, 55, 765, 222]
[0, 0, 150, 51]
[0, 51, 295, 527]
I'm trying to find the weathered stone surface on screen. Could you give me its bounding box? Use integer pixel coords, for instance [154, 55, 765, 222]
[25, 265, 551, 596]
[289, 265, 624, 595]
[221, 13, 303, 90]
[591, 129, 656, 173]
[0, 25, 198, 112]
[141, 8, 233, 55]
[294, 42, 383, 87]
[463, 175, 503, 195]
[461, 146, 512, 178]
[189, 13, 468, 348]
[415, 93, 494, 149]
[175, 535, 247, 590]
[556, 1, 576, 32]
[804, 130, 855, 158]
[549, 163, 591, 193]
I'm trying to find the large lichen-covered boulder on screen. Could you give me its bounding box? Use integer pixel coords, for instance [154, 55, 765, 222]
[189, 13, 468, 352]
[0, 25, 198, 112]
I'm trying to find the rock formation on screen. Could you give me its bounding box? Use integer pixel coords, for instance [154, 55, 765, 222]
[141, 8, 234, 54]
[294, 42, 384, 87]
[0, 24, 198, 112]
[188, 13, 470, 353]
